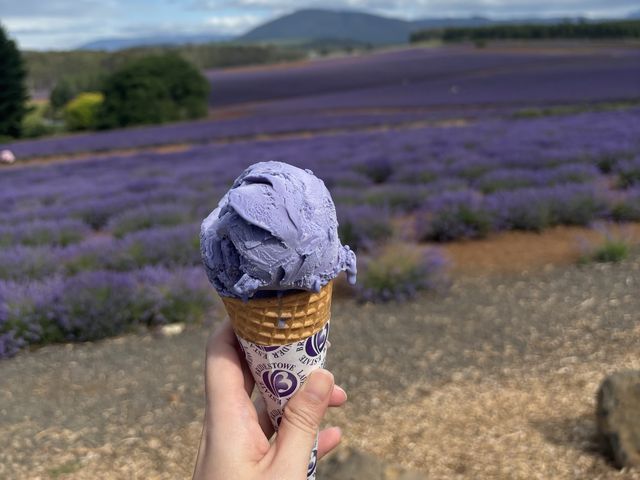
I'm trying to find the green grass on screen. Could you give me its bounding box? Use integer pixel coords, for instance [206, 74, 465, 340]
[581, 238, 631, 264]
[47, 460, 82, 478]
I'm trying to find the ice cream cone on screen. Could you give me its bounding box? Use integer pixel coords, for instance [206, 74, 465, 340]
[221, 281, 333, 346]
[221, 281, 334, 480]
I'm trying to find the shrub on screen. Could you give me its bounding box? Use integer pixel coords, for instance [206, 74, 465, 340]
[610, 189, 640, 222]
[0, 25, 29, 137]
[486, 188, 552, 231]
[109, 224, 201, 270]
[356, 157, 394, 184]
[418, 190, 492, 241]
[591, 239, 630, 263]
[22, 102, 58, 138]
[364, 184, 431, 211]
[108, 204, 191, 238]
[63, 92, 104, 131]
[0, 267, 214, 358]
[581, 233, 631, 264]
[99, 54, 210, 128]
[357, 243, 448, 302]
[0, 219, 88, 247]
[615, 156, 640, 188]
[337, 204, 394, 252]
[0, 246, 57, 280]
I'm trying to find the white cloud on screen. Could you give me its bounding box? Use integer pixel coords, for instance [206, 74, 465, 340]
[206, 14, 262, 33]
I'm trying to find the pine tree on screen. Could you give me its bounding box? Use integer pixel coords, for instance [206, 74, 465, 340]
[0, 24, 29, 138]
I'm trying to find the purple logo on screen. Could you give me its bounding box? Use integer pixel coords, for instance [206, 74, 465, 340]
[305, 323, 329, 357]
[262, 370, 298, 398]
[259, 345, 281, 353]
[307, 448, 317, 476]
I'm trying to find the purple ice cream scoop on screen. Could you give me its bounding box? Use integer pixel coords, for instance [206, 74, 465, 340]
[200, 161, 357, 299]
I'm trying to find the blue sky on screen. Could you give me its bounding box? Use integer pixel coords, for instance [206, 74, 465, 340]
[2, 0, 638, 50]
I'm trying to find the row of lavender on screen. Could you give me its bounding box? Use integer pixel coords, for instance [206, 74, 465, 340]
[1, 108, 639, 357]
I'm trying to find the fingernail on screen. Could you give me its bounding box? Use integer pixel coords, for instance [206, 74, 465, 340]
[305, 369, 334, 402]
[334, 385, 348, 400]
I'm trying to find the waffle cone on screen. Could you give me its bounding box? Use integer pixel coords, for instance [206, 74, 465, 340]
[221, 281, 333, 346]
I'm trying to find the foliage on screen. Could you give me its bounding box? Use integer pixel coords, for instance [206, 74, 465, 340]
[64, 92, 104, 131]
[338, 204, 394, 251]
[356, 243, 448, 302]
[581, 236, 631, 264]
[0, 268, 214, 350]
[0, 24, 29, 138]
[50, 75, 104, 111]
[99, 54, 210, 128]
[21, 102, 59, 138]
[25, 44, 305, 92]
[411, 19, 640, 43]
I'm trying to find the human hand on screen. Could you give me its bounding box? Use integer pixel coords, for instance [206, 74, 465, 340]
[193, 320, 347, 480]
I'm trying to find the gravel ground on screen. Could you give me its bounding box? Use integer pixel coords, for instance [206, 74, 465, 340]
[1, 253, 639, 479]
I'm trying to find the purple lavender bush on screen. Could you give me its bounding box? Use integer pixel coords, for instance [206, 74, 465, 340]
[357, 243, 448, 302]
[338, 204, 394, 252]
[0, 267, 214, 357]
[615, 156, 640, 188]
[417, 190, 491, 241]
[108, 204, 192, 238]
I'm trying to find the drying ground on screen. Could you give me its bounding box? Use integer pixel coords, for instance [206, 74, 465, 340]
[1, 248, 639, 479]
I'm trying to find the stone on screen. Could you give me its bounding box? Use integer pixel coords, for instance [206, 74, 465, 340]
[596, 370, 640, 468]
[319, 447, 427, 480]
[158, 323, 185, 337]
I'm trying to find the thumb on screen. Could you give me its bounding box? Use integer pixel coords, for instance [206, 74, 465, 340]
[272, 369, 334, 476]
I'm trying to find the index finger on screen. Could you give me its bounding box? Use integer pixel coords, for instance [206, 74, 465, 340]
[205, 320, 254, 409]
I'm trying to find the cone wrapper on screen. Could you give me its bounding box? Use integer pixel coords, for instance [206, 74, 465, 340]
[221, 283, 333, 480]
[236, 323, 329, 479]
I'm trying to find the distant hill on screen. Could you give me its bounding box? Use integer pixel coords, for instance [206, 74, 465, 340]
[77, 9, 619, 51]
[239, 9, 578, 45]
[629, 10, 640, 18]
[240, 9, 411, 45]
[80, 34, 231, 51]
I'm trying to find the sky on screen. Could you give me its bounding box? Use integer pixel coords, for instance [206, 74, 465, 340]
[1, 0, 638, 50]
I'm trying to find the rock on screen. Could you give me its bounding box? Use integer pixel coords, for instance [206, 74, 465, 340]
[157, 323, 185, 337]
[596, 370, 640, 468]
[319, 447, 427, 480]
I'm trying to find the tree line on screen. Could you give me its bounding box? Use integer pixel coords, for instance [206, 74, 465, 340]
[411, 19, 640, 43]
[25, 43, 305, 93]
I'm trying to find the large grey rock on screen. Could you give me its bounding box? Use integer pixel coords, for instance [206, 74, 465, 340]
[319, 447, 427, 480]
[596, 370, 640, 468]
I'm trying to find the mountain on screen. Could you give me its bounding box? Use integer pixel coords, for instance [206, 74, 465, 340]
[628, 10, 640, 18]
[239, 9, 577, 45]
[240, 9, 412, 45]
[79, 34, 231, 51]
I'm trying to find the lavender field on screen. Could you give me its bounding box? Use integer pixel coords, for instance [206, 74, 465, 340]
[1, 45, 640, 359]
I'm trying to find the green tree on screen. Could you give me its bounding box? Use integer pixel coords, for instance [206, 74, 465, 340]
[0, 24, 29, 138]
[50, 78, 76, 111]
[64, 92, 104, 131]
[99, 53, 210, 128]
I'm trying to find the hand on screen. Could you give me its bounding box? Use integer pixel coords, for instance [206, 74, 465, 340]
[193, 320, 347, 480]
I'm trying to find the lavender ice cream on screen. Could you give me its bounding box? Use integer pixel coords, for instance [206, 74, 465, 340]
[200, 161, 356, 299]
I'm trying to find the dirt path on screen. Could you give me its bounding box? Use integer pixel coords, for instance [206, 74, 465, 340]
[1, 253, 639, 479]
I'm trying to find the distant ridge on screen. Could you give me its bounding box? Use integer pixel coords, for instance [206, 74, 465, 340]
[79, 34, 230, 51]
[78, 9, 620, 51]
[239, 9, 580, 45]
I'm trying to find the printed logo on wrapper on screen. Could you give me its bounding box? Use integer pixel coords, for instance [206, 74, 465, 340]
[262, 369, 298, 398]
[307, 448, 317, 477]
[304, 323, 329, 357]
[259, 345, 281, 352]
